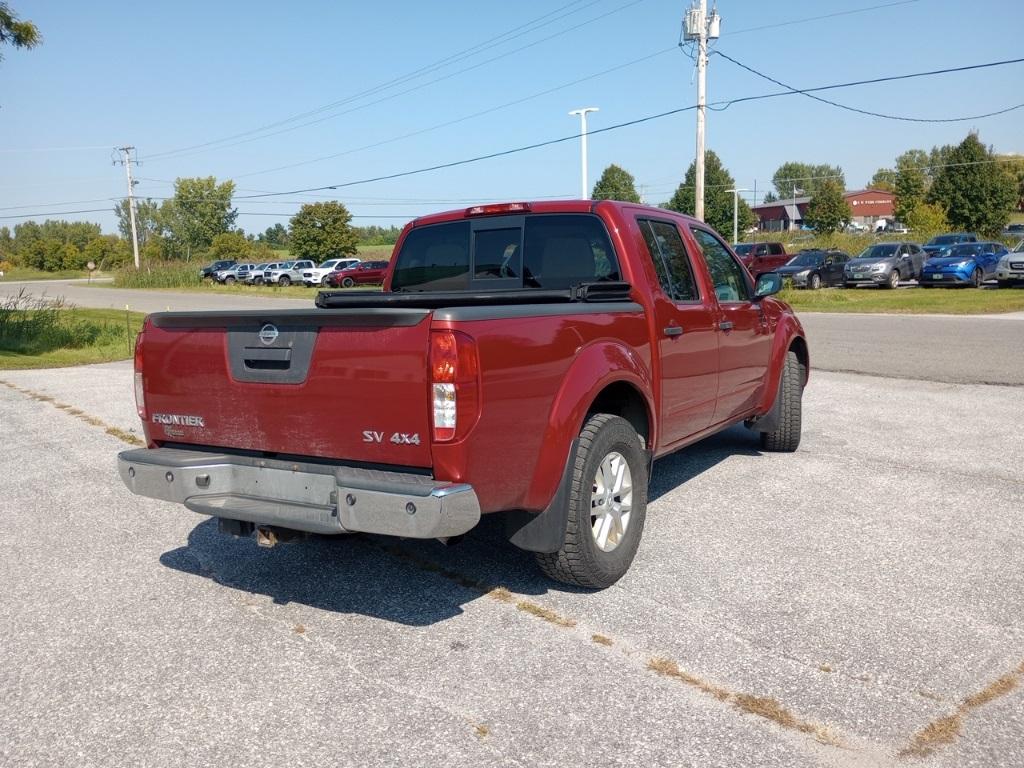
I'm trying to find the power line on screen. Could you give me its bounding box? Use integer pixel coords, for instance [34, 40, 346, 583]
[0, 145, 112, 153]
[144, 0, 642, 162]
[141, 0, 599, 160]
[725, 0, 920, 35]
[232, 45, 677, 180]
[229, 56, 1024, 200]
[712, 50, 1024, 122]
[0, 208, 111, 220]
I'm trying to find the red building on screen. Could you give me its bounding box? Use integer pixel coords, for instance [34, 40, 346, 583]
[752, 188, 895, 232]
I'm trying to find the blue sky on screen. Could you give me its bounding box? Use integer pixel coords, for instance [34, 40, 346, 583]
[1, 0, 1022, 235]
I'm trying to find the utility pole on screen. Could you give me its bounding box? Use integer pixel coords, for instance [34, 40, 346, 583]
[726, 188, 749, 243]
[684, 2, 720, 221]
[114, 146, 141, 269]
[569, 107, 599, 199]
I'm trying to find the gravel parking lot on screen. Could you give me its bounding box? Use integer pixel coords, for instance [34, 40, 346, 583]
[1, 363, 1021, 767]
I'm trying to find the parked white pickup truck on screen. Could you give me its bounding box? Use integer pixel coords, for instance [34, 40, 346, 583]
[301, 258, 361, 286]
[263, 260, 315, 286]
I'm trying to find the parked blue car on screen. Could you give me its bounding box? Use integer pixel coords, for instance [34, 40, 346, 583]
[922, 232, 978, 258]
[920, 242, 1007, 287]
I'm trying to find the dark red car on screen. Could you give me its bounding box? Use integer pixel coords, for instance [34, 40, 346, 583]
[326, 260, 390, 287]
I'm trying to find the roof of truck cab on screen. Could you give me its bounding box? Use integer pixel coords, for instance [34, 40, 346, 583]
[409, 200, 702, 228]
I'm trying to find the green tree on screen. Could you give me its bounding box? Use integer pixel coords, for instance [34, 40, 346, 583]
[0, 3, 40, 62]
[803, 179, 851, 235]
[904, 202, 948, 235]
[869, 168, 896, 192]
[997, 154, 1024, 212]
[83, 235, 130, 270]
[591, 163, 641, 203]
[761, 191, 778, 204]
[114, 198, 162, 251]
[208, 231, 252, 261]
[160, 177, 237, 259]
[289, 201, 358, 261]
[60, 242, 85, 270]
[894, 149, 930, 221]
[928, 133, 1017, 236]
[39, 219, 100, 250]
[772, 162, 844, 199]
[665, 150, 754, 238]
[258, 223, 290, 247]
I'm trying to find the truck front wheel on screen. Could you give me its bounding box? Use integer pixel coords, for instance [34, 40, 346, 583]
[759, 351, 804, 452]
[535, 414, 648, 589]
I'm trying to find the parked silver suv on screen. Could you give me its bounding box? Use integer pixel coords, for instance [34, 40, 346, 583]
[263, 260, 315, 286]
[844, 242, 925, 289]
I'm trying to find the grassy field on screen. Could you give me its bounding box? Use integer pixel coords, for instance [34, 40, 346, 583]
[0, 267, 92, 282]
[0, 300, 147, 370]
[779, 285, 1024, 314]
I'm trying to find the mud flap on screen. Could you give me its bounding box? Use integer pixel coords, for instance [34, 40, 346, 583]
[505, 440, 579, 554]
[746, 376, 784, 434]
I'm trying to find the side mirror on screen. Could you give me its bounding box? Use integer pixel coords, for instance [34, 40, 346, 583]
[754, 272, 783, 300]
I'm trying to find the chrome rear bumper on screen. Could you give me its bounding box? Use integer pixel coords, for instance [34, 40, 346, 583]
[117, 447, 481, 539]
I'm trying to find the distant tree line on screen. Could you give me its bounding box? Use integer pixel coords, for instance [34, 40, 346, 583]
[1, 177, 404, 273]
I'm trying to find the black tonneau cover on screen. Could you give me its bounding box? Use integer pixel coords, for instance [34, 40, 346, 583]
[314, 282, 633, 310]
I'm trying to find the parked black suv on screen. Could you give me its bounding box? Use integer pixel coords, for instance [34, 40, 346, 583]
[199, 259, 237, 280]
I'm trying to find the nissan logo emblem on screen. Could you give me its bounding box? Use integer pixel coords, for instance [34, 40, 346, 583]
[258, 323, 279, 345]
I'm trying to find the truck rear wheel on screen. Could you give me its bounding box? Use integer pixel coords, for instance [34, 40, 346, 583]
[535, 414, 648, 589]
[759, 351, 804, 452]
[278, 275, 291, 287]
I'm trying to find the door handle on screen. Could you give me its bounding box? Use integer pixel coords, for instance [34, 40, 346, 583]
[719, 321, 734, 331]
[663, 325, 684, 337]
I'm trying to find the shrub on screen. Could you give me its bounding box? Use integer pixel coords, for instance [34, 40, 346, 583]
[114, 261, 202, 288]
[0, 290, 133, 355]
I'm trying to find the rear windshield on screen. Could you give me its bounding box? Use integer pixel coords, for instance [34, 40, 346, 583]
[733, 244, 753, 256]
[928, 235, 960, 245]
[857, 244, 898, 259]
[390, 214, 620, 292]
[787, 252, 825, 266]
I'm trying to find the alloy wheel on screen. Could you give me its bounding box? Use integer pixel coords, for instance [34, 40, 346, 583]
[590, 451, 633, 552]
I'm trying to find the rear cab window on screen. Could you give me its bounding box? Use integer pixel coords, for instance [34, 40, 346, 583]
[636, 218, 700, 302]
[390, 214, 620, 292]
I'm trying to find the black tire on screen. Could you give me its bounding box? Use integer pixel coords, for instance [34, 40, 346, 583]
[224, 276, 236, 284]
[971, 268, 982, 288]
[808, 273, 821, 290]
[342, 277, 355, 288]
[759, 351, 804, 453]
[278, 275, 291, 287]
[321, 275, 331, 286]
[535, 414, 648, 589]
[885, 269, 900, 289]
[253, 277, 263, 285]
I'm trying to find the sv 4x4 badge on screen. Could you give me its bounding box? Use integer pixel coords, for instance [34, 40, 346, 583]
[363, 431, 421, 445]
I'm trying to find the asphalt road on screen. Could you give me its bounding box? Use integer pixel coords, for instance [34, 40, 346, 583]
[1, 363, 1022, 767]
[3, 278, 1023, 385]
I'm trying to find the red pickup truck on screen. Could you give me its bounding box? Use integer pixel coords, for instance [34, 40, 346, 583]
[119, 201, 808, 588]
[732, 241, 790, 276]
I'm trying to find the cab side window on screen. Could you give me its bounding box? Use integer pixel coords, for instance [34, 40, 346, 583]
[689, 227, 751, 302]
[636, 218, 699, 302]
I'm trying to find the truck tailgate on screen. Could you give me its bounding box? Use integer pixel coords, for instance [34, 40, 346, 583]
[141, 308, 434, 467]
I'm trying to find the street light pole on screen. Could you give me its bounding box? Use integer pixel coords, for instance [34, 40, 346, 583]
[569, 107, 599, 199]
[726, 188, 749, 243]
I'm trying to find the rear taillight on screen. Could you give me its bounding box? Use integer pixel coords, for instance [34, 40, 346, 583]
[429, 330, 479, 443]
[133, 330, 146, 421]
